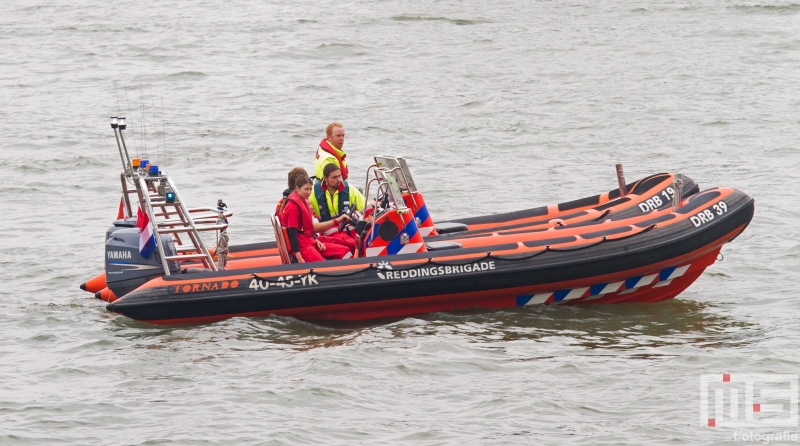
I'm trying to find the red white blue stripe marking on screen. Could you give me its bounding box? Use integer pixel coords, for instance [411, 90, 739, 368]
[516, 264, 691, 306]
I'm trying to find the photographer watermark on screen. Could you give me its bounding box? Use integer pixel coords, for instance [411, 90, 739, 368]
[701, 374, 798, 428]
[732, 429, 799, 443]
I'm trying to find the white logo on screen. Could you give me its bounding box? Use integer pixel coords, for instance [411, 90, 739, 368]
[701, 374, 798, 428]
[376, 260, 496, 280]
[376, 261, 393, 279]
[106, 251, 132, 259]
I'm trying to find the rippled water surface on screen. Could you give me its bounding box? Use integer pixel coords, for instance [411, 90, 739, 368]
[1, 0, 799, 444]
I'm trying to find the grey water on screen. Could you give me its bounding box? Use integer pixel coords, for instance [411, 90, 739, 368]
[1, 0, 798, 444]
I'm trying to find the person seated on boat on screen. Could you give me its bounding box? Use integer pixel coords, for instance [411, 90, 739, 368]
[309, 163, 365, 253]
[278, 167, 358, 253]
[278, 173, 352, 263]
[315, 122, 349, 181]
[277, 167, 309, 211]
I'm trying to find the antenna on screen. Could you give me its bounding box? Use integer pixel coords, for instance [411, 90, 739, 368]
[160, 91, 167, 173]
[123, 82, 139, 156]
[150, 87, 161, 168]
[140, 87, 147, 158]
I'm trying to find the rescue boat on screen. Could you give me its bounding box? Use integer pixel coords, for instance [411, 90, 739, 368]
[84, 117, 754, 324]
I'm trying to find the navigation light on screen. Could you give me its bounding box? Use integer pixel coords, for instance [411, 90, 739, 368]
[110, 117, 118, 129]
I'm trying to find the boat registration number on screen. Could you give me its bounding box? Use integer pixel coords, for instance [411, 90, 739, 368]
[249, 274, 318, 291]
[638, 187, 676, 212]
[690, 201, 728, 227]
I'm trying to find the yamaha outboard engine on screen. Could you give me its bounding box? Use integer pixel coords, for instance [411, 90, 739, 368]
[105, 228, 179, 297]
[105, 216, 137, 240]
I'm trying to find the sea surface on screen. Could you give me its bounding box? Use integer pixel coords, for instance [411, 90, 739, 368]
[1, 0, 799, 444]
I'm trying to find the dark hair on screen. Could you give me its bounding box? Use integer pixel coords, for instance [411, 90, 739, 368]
[287, 167, 309, 189]
[293, 175, 312, 189]
[323, 163, 341, 178]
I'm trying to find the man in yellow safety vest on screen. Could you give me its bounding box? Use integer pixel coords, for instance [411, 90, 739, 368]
[310, 163, 366, 254]
[315, 122, 349, 181]
[310, 163, 366, 223]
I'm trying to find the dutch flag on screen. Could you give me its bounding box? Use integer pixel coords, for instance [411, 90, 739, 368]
[136, 206, 157, 259]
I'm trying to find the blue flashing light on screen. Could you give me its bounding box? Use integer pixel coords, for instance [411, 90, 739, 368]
[140, 159, 149, 169]
[165, 191, 176, 203]
[148, 164, 159, 175]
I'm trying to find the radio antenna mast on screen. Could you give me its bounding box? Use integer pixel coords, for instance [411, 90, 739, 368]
[160, 91, 167, 173]
[123, 82, 139, 156]
[150, 87, 160, 165]
[140, 87, 147, 158]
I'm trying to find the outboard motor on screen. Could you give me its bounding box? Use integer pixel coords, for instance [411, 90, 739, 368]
[105, 216, 137, 240]
[104, 228, 179, 297]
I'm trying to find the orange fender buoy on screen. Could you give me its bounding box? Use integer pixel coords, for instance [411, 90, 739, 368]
[94, 287, 117, 303]
[80, 272, 107, 294]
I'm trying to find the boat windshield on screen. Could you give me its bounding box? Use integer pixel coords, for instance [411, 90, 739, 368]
[377, 168, 408, 210]
[374, 156, 417, 192]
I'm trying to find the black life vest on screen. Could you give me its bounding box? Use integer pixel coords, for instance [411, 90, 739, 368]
[313, 181, 350, 222]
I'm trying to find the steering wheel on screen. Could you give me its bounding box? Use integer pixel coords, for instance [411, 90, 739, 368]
[338, 206, 360, 233]
[338, 216, 354, 233]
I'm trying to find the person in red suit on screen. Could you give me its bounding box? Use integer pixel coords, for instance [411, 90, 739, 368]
[278, 172, 351, 263]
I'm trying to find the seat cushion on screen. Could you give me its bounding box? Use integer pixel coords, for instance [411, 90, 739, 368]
[434, 222, 468, 234]
[425, 241, 463, 251]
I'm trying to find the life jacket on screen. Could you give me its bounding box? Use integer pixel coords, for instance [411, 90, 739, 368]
[280, 192, 314, 235]
[314, 180, 350, 222]
[316, 139, 349, 180]
[275, 188, 292, 216]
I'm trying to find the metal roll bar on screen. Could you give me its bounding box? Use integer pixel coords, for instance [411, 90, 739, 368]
[111, 117, 221, 275]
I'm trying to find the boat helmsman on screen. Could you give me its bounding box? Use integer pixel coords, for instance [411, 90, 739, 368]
[309, 163, 365, 254]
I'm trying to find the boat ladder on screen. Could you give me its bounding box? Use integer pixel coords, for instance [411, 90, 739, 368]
[111, 117, 229, 275]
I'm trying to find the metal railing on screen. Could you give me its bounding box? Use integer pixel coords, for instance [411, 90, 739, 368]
[269, 215, 292, 265]
[111, 118, 223, 275]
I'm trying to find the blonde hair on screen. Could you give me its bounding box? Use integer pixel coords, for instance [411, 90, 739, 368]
[326, 122, 343, 138]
